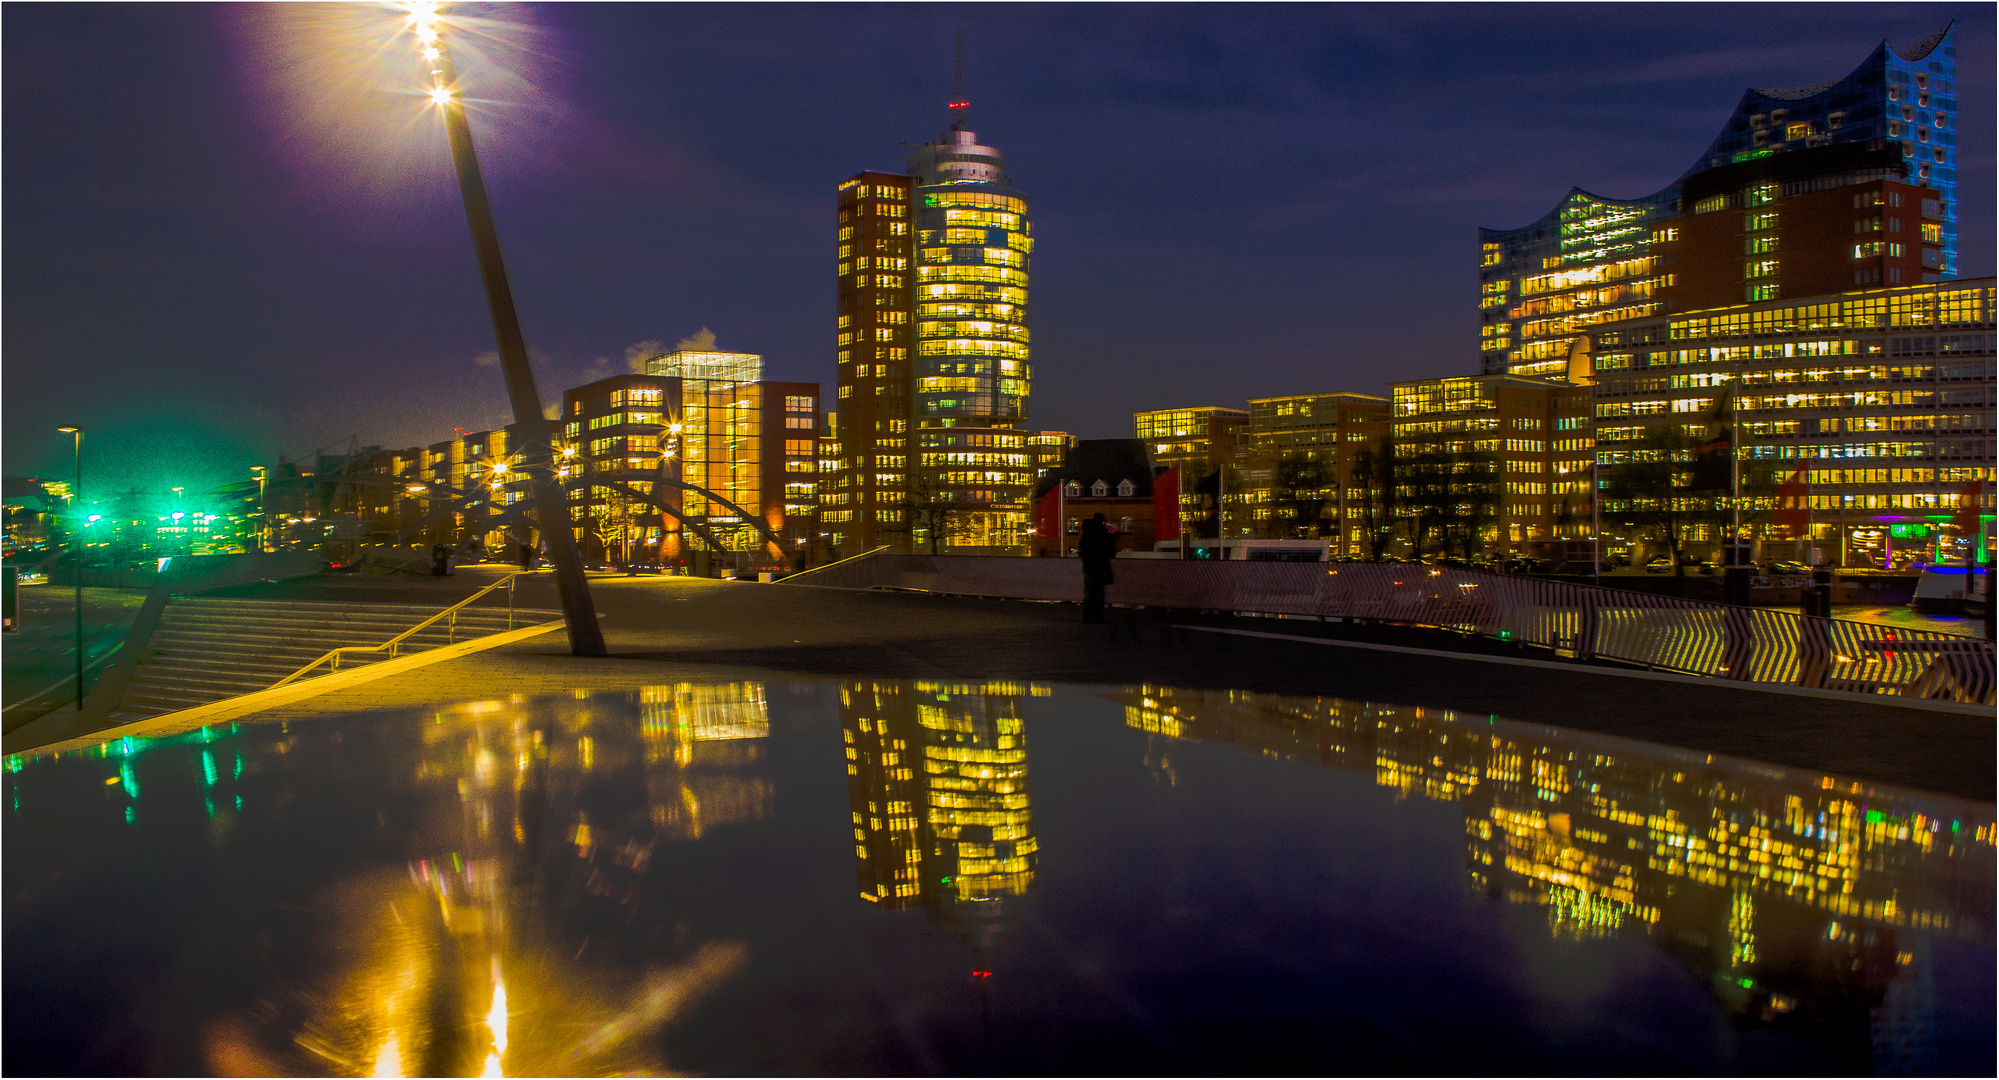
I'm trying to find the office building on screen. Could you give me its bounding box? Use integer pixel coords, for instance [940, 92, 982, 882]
[830, 109, 1037, 555]
[1588, 277, 1994, 567]
[1244, 392, 1389, 550]
[322, 347, 818, 569]
[1387, 375, 1586, 556]
[1133, 406, 1250, 536]
[1481, 24, 1960, 378]
[559, 345, 819, 565]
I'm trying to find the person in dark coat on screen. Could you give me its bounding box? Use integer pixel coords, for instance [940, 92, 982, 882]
[1078, 513, 1116, 623]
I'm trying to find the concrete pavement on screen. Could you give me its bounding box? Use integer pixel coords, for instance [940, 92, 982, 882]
[67, 570, 1990, 802]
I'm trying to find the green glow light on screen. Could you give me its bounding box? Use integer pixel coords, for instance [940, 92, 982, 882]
[125, 807, 135, 824]
[202, 751, 217, 787]
[204, 797, 216, 819]
[1866, 810, 1884, 823]
[4, 757, 20, 774]
[233, 755, 244, 781]
[120, 762, 138, 800]
[1738, 977, 1754, 988]
[235, 795, 243, 811]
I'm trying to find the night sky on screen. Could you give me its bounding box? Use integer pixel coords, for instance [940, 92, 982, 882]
[5, 3, 1992, 499]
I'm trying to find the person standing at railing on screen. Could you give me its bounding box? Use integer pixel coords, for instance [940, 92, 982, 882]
[1079, 514, 1115, 624]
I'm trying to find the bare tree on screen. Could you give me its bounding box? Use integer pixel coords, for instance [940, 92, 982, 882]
[1348, 436, 1398, 560]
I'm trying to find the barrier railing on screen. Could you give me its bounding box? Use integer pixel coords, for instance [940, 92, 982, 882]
[783, 552, 1994, 705]
[268, 572, 531, 689]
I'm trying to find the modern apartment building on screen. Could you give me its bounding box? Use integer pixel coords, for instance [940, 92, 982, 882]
[1480, 24, 1960, 378]
[829, 111, 1037, 555]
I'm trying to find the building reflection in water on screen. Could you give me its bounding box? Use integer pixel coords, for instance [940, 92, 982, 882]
[1116, 685, 1995, 1073]
[231, 684, 774, 1077]
[842, 681, 1046, 951]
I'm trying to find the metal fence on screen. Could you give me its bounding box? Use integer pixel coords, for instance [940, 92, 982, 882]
[783, 553, 1994, 706]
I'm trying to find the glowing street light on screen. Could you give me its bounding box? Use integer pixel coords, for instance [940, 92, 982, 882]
[398, 3, 603, 656]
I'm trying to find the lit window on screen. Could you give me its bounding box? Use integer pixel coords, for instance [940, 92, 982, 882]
[1117, 479, 1135, 497]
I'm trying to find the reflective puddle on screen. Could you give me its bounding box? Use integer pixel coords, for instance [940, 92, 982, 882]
[5, 681, 1993, 1075]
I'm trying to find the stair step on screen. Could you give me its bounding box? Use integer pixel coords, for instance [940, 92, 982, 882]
[93, 597, 567, 719]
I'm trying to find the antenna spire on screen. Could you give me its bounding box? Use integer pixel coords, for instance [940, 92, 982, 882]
[949, 30, 968, 124]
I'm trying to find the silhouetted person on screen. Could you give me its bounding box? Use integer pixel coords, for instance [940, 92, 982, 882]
[1079, 513, 1115, 623]
[429, 544, 452, 577]
[517, 541, 537, 571]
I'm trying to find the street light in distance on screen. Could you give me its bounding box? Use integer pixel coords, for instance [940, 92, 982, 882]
[55, 426, 84, 711]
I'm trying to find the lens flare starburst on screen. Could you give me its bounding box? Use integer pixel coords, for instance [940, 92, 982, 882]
[241, 2, 562, 201]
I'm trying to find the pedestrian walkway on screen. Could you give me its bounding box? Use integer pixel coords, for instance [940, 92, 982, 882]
[15, 573, 1993, 801]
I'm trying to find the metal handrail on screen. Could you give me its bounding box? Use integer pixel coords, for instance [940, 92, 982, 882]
[773, 545, 891, 584]
[267, 572, 532, 690]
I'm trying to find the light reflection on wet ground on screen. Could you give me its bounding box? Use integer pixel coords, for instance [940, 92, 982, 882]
[4, 680, 1993, 1076]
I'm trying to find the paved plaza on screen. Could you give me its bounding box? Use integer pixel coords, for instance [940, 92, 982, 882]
[103, 569, 1990, 802]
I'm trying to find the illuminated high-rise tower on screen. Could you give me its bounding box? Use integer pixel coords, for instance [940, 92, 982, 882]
[829, 93, 1036, 555]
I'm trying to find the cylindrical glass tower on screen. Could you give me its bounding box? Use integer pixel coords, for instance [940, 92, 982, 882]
[908, 125, 1032, 427]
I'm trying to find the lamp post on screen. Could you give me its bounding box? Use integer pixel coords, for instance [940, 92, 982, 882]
[403, 4, 603, 655]
[56, 426, 83, 710]
[251, 466, 269, 551]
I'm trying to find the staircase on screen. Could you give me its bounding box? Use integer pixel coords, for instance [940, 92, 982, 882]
[107, 598, 564, 724]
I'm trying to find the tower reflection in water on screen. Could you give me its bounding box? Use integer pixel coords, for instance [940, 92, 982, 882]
[1117, 685, 1995, 1075]
[841, 681, 1046, 951]
[259, 684, 773, 1078]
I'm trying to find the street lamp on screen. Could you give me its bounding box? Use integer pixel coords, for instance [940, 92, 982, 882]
[400, 2, 604, 655]
[55, 426, 83, 711]
[251, 466, 269, 551]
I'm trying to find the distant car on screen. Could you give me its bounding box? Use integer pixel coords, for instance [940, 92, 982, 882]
[1644, 556, 1674, 574]
[1764, 560, 1811, 576]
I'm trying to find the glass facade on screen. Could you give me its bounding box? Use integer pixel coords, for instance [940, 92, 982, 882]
[832, 120, 1037, 555]
[1480, 24, 1958, 379]
[1244, 393, 1389, 549]
[1590, 279, 1995, 567]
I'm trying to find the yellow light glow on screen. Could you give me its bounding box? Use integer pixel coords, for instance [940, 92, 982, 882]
[422, 47, 440, 60]
[371, 1033, 404, 1078]
[429, 86, 452, 105]
[485, 968, 509, 1055]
